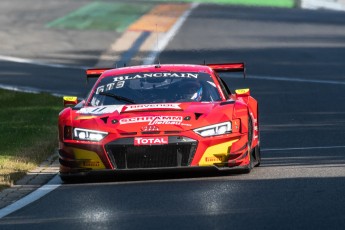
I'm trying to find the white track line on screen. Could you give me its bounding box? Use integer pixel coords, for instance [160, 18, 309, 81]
[142, 3, 199, 65]
[0, 55, 86, 69]
[0, 84, 41, 94]
[0, 175, 61, 219]
[249, 75, 345, 85]
[262, 145, 345, 151]
[1, 54, 344, 87]
[0, 83, 72, 97]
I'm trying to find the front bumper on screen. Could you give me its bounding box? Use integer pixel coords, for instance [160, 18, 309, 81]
[59, 133, 249, 174]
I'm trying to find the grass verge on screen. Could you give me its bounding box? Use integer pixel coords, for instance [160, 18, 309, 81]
[0, 89, 61, 190]
[46, 2, 154, 32]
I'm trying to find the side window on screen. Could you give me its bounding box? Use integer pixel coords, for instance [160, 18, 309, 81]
[215, 73, 231, 99]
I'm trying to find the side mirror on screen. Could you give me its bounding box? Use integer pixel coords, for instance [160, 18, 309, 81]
[63, 96, 78, 107]
[235, 88, 250, 97]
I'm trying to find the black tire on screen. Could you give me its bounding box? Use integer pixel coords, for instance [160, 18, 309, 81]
[254, 145, 261, 167]
[242, 113, 254, 173]
[254, 106, 261, 167]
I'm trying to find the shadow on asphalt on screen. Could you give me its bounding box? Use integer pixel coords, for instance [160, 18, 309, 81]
[60, 167, 252, 184]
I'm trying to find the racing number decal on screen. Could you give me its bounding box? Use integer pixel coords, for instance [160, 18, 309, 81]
[116, 81, 125, 88]
[96, 81, 125, 94]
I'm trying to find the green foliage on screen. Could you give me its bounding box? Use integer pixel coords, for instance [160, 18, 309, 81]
[0, 89, 61, 187]
[46, 2, 154, 32]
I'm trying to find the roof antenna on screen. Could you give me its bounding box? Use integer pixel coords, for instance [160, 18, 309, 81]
[155, 24, 161, 68]
[124, 63, 126, 67]
[203, 60, 206, 65]
[155, 59, 161, 68]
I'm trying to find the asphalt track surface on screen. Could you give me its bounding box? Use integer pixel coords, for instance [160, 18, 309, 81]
[1, 3, 345, 230]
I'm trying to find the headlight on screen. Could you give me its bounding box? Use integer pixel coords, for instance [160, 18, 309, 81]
[194, 122, 232, 137]
[73, 128, 108, 142]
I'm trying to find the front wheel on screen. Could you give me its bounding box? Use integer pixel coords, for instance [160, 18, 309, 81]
[242, 114, 254, 173]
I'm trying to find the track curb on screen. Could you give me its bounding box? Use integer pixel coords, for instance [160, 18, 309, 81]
[0, 152, 59, 209]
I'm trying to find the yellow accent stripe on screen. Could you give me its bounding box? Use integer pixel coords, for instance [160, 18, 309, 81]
[74, 115, 97, 120]
[63, 96, 77, 102]
[198, 140, 239, 166]
[235, 88, 250, 94]
[128, 4, 190, 32]
[72, 148, 106, 169]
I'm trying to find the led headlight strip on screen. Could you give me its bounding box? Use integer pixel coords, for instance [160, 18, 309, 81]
[194, 122, 232, 137]
[73, 128, 108, 142]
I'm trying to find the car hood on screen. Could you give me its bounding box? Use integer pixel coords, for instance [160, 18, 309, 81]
[72, 102, 235, 133]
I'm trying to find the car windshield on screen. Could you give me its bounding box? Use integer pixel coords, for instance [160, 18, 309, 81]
[88, 71, 222, 106]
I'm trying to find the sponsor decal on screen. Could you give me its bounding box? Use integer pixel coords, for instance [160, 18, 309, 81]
[124, 103, 181, 112]
[77, 105, 123, 115]
[120, 116, 183, 125]
[96, 81, 125, 94]
[83, 161, 100, 167]
[96, 85, 104, 94]
[134, 136, 168, 145]
[141, 125, 160, 132]
[205, 156, 224, 162]
[113, 72, 198, 82]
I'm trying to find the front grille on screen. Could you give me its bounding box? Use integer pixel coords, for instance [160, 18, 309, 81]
[105, 137, 197, 169]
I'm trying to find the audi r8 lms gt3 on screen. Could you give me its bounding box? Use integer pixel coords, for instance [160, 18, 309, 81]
[58, 62, 261, 181]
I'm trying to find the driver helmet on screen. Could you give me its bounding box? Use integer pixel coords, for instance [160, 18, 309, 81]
[181, 81, 203, 101]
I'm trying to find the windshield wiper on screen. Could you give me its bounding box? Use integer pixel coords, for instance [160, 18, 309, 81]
[99, 92, 136, 104]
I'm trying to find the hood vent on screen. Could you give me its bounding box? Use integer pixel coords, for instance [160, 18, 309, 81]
[100, 116, 109, 124]
[195, 113, 203, 120]
[141, 131, 160, 135]
[120, 132, 137, 136]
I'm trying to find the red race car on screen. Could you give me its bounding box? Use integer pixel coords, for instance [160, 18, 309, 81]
[58, 63, 261, 181]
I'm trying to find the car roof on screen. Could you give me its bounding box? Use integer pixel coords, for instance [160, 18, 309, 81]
[100, 64, 214, 78]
